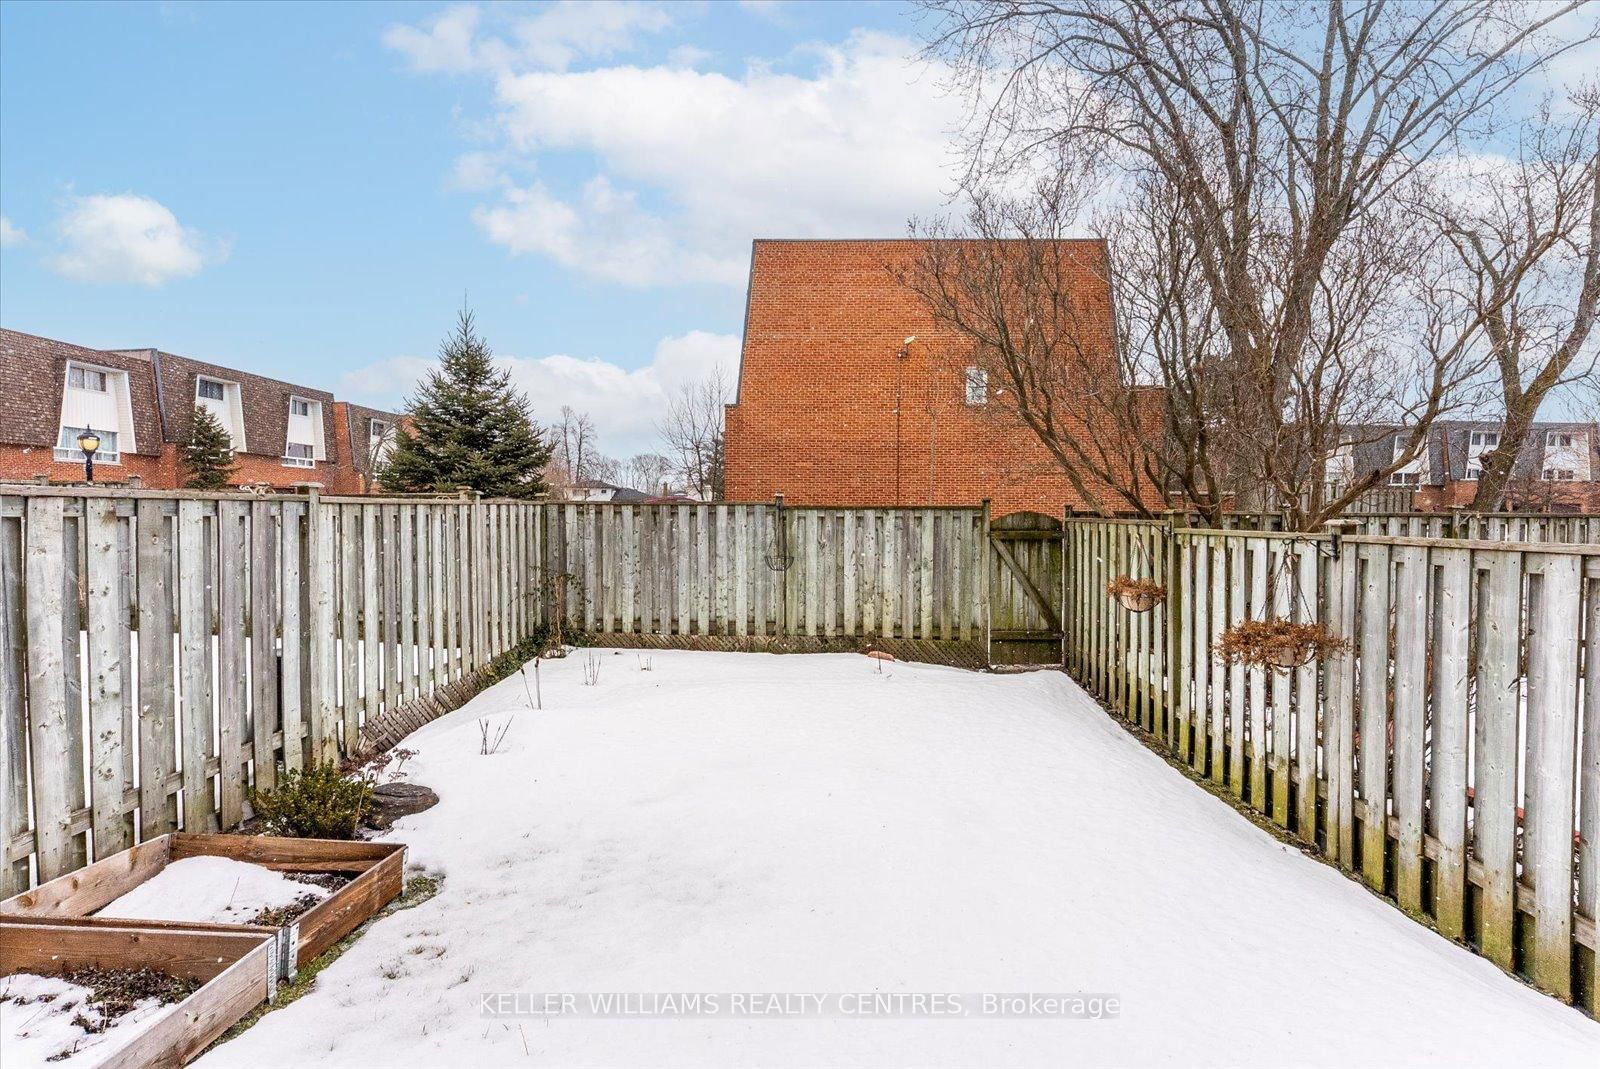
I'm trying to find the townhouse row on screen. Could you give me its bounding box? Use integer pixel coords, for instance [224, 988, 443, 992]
[0, 328, 405, 493]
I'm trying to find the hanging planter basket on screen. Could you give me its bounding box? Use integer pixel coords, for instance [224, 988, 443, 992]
[1214, 619, 1350, 672]
[1106, 575, 1166, 613]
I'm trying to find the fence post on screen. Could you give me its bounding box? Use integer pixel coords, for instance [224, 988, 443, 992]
[1165, 511, 1184, 758]
[772, 495, 789, 640]
[980, 499, 992, 666]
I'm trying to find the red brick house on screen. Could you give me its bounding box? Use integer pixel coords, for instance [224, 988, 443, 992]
[0, 328, 404, 492]
[723, 239, 1147, 517]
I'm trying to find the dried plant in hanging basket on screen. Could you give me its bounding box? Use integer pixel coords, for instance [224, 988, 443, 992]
[1106, 575, 1167, 613]
[1214, 619, 1351, 670]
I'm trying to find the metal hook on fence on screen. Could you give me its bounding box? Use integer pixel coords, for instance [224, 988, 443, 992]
[763, 493, 793, 572]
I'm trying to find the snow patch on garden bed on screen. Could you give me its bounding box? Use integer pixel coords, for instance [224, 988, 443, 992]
[1, 972, 176, 1068]
[194, 650, 1600, 1068]
[96, 855, 330, 926]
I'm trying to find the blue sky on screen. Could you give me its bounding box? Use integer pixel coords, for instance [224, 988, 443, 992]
[0, 0, 962, 455]
[3, 1, 1594, 455]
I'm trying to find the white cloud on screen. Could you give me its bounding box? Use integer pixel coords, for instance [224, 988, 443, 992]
[339, 329, 740, 457]
[49, 193, 216, 286]
[472, 176, 746, 285]
[464, 30, 964, 286]
[0, 216, 24, 247]
[385, 1, 673, 74]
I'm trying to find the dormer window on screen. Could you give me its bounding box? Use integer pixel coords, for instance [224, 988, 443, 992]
[284, 395, 325, 467]
[1389, 435, 1427, 486]
[1465, 430, 1499, 480]
[56, 361, 135, 464]
[194, 375, 245, 450]
[369, 418, 395, 465]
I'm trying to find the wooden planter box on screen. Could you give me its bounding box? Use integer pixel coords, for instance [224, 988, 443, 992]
[0, 919, 276, 1069]
[0, 834, 405, 979]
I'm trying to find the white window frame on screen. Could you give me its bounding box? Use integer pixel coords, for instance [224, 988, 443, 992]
[964, 366, 988, 406]
[290, 397, 311, 417]
[1542, 467, 1575, 482]
[196, 377, 226, 401]
[68, 365, 108, 392]
[283, 442, 315, 468]
[55, 426, 121, 464]
[1546, 430, 1574, 449]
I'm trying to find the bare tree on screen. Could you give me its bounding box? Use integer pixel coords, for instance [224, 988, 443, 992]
[905, 177, 1485, 528]
[1420, 92, 1600, 512]
[588, 453, 623, 485]
[625, 452, 674, 495]
[658, 369, 728, 500]
[551, 406, 598, 493]
[919, 0, 1595, 528]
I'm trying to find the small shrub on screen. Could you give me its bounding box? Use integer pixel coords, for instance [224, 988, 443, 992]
[1214, 619, 1350, 671]
[249, 762, 373, 839]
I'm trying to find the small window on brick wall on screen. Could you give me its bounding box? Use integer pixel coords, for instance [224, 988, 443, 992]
[964, 366, 988, 406]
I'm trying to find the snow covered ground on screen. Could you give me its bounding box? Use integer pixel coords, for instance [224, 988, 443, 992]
[2, 972, 179, 1068]
[196, 650, 1600, 1068]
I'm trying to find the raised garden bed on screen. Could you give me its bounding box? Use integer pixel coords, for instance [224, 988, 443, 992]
[1, 920, 275, 1068]
[0, 835, 405, 980]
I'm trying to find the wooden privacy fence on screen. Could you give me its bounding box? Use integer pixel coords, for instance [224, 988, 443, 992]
[1161, 511, 1600, 543]
[1063, 517, 1600, 1012]
[1347, 512, 1600, 543]
[539, 500, 989, 650]
[0, 488, 541, 896]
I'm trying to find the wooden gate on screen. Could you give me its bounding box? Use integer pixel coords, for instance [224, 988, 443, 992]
[988, 511, 1064, 664]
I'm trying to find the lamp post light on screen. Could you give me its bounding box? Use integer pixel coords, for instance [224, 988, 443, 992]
[76, 429, 101, 484]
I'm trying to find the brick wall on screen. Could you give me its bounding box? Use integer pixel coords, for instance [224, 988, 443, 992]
[1415, 478, 1600, 513]
[723, 239, 1153, 518]
[0, 444, 176, 486]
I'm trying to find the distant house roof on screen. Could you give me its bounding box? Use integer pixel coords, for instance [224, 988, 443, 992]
[563, 479, 656, 502]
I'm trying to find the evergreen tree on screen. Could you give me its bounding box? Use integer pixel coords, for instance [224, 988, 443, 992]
[380, 311, 552, 498]
[181, 405, 238, 489]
